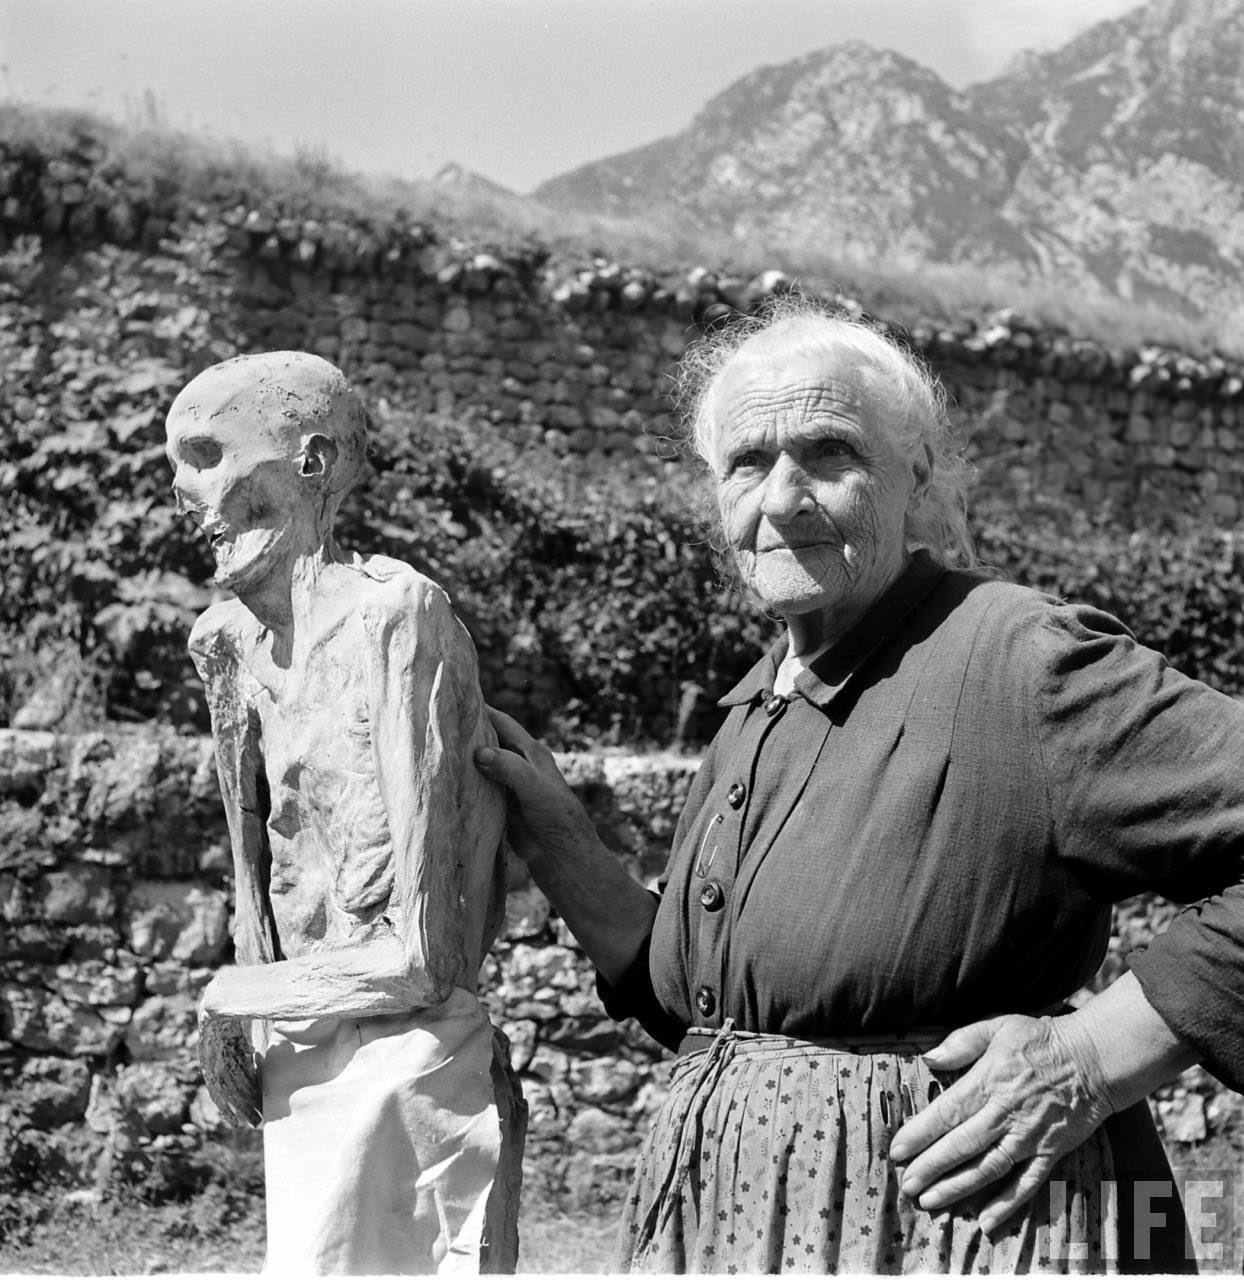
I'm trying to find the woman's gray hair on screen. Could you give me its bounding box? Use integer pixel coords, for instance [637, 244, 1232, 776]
[675, 296, 977, 567]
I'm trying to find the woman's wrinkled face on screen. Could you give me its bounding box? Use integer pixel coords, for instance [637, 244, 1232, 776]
[710, 348, 924, 631]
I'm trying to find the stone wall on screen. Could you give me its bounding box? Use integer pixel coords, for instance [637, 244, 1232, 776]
[2, 124, 1242, 1211]
[0, 728, 1233, 1212]
[0, 727, 695, 1209]
[2, 127, 1244, 526]
[227, 253, 1244, 523]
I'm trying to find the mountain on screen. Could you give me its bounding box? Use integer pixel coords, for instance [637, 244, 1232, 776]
[433, 163, 518, 201]
[533, 0, 1244, 319]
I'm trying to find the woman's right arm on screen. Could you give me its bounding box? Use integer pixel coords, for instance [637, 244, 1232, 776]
[474, 708, 658, 985]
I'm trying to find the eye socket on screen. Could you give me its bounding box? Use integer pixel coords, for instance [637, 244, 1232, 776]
[812, 437, 857, 462]
[177, 436, 224, 471]
[725, 449, 769, 477]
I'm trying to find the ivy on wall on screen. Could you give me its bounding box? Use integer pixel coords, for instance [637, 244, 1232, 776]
[6, 224, 1244, 748]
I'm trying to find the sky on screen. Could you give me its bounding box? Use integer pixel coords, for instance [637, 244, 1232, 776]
[1, 0, 1144, 194]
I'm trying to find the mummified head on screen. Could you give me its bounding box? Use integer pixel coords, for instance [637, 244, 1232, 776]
[165, 352, 368, 592]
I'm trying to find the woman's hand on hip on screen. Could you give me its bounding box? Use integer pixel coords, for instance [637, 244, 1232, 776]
[887, 1013, 1114, 1235]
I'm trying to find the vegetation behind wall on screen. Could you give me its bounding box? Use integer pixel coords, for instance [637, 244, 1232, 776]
[3, 104, 1242, 1263]
[4, 105, 1244, 748]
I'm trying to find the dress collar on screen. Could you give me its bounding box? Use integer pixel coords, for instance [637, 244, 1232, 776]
[717, 550, 949, 711]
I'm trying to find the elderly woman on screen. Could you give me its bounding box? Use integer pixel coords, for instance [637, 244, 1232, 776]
[475, 301, 1244, 1273]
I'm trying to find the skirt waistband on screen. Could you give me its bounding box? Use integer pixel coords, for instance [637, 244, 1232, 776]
[676, 1001, 1073, 1060]
[676, 1023, 949, 1058]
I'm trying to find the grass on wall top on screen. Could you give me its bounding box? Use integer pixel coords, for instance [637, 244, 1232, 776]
[2, 99, 1240, 359]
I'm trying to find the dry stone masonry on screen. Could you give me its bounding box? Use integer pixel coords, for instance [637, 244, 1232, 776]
[1, 127, 1243, 525]
[0, 728, 1231, 1209]
[1, 121, 1239, 1210]
[0, 728, 695, 1209]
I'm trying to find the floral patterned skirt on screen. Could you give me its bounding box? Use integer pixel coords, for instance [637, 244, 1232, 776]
[618, 1026, 1123, 1275]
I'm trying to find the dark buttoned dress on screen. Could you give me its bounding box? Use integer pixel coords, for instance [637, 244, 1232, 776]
[603, 552, 1244, 1273]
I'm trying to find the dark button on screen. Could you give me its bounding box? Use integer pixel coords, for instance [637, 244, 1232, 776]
[695, 985, 717, 1018]
[764, 694, 786, 716]
[726, 782, 746, 809]
[699, 880, 725, 911]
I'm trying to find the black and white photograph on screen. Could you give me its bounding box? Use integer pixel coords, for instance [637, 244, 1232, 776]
[2, 0, 1243, 1273]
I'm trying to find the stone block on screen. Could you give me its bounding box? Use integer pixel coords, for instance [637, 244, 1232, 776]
[497, 318, 530, 341]
[0, 871, 29, 922]
[588, 405, 623, 431]
[64, 923, 124, 960]
[0, 982, 123, 1055]
[497, 1018, 538, 1072]
[0, 730, 56, 799]
[520, 1079, 563, 1132]
[39, 866, 117, 925]
[15, 1056, 92, 1126]
[1158, 1092, 1207, 1144]
[125, 992, 199, 1061]
[660, 322, 688, 357]
[547, 1017, 623, 1055]
[557, 990, 609, 1018]
[504, 943, 583, 992]
[568, 1055, 640, 1105]
[189, 1084, 226, 1133]
[390, 321, 431, 352]
[1211, 493, 1240, 522]
[1125, 414, 1152, 444]
[468, 308, 497, 335]
[1206, 1090, 1244, 1130]
[125, 881, 230, 965]
[145, 962, 212, 998]
[551, 406, 586, 431]
[503, 884, 551, 939]
[115, 1062, 194, 1135]
[1, 921, 68, 963]
[54, 961, 143, 1007]
[68, 734, 167, 827]
[84, 1071, 123, 1135]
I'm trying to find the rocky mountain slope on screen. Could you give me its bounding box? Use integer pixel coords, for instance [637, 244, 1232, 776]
[533, 0, 1244, 319]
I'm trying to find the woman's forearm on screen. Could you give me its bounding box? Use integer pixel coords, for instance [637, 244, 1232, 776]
[1064, 970, 1199, 1112]
[524, 833, 658, 984]
[474, 717, 660, 984]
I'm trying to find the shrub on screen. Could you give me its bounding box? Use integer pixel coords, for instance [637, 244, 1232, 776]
[0, 230, 232, 729]
[5, 206, 1244, 748]
[973, 494, 1244, 695]
[343, 408, 777, 747]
